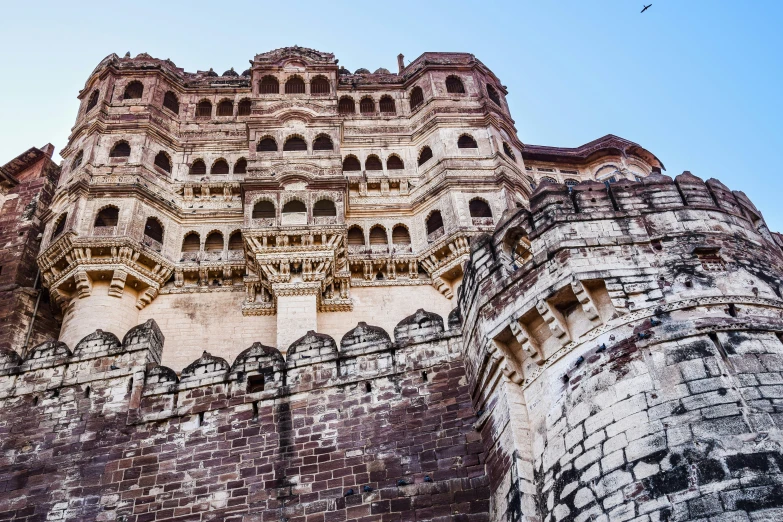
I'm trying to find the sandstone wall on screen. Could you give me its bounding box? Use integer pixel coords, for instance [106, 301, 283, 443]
[0, 312, 488, 522]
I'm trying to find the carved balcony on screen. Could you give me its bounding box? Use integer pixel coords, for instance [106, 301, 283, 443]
[472, 217, 494, 227]
[313, 216, 338, 225]
[141, 236, 163, 253]
[93, 225, 118, 237]
[427, 227, 445, 243]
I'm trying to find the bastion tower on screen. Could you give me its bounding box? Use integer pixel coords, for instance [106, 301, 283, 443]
[2, 47, 783, 522]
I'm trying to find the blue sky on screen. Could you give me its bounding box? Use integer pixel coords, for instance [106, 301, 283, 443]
[2, 1, 782, 228]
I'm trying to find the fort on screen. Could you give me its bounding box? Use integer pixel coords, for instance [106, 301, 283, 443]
[1, 46, 783, 521]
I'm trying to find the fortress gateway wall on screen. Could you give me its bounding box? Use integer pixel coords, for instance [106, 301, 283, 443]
[3, 46, 783, 522]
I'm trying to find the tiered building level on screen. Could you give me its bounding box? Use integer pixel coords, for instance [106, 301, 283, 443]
[36, 47, 662, 367]
[4, 48, 781, 522]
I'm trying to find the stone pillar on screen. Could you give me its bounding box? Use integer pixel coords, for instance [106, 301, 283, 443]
[59, 281, 140, 349]
[273, 283, 319, 352]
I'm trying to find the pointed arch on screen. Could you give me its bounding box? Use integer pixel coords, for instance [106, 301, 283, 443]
[256, 136, 278, 152]
[338, 96, 355, 115]
[195, 99, 212, 118]
[360, 97, 375, 114]
[392, 224, 411, 245]
[94, 205, 119, 227]
[234, 158, 248, 174]
[365, 155, 382, 171]
[51, 213, 67, 239]
[153, 151, 171, 173]
[310, 75, 330, 95]
[124, 81, 143, 100]
[237, 98, 252, 116]
[143, 217, 164, 243]
[342, 155, 361, 171]
[190, 159, 207, 176]
[109, 141, 130, 158]
[283, 135, 307, 152]
[217, 99, 234, 117]
[163, 91, 180, 114]
[228, 230, 243, 250]
[347, 225, 365, 246]
[369, 225, 388, 245]
[409, 86, 424, 111]
[205, 231, 224, 252]
[469, 198, 492, 218]
[182, 232, 200, 252]
[211, 159, 229, 175]
[252, 199, 276, 220]
[313, 198, 336, 217]
[285, 76, 305, 94]
[445, 76, 465, 94]
[313, 134, 334, 151]
[259, 76, 279, 94]
[379, 95, 396, 114]
[418, 146, 433, 166]
[458, 134, 478, 149]
[85, 90, 99, 112]
[426, 210, 444, 235]
[387, 154, 404, 170]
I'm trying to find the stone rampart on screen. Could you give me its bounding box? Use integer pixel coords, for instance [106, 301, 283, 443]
[459, 173, 783, 522]
[0, 312, 488, 522]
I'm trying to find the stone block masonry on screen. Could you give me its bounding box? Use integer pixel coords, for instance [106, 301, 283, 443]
[0, 311, 489, 522]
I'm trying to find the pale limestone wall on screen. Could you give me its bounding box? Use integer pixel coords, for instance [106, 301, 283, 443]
[59, 282, 140, 349]
[317, 285, 454, 341]
[138, 292, 276, 370]
[276, 293, 318, 350]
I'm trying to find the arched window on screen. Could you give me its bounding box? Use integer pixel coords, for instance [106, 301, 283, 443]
[283, 136, 307, 151]
[212, 159, 229, 174]
[365, 155, 382, 171]
[338, 96, 355, 115]
[409, 86, 424, 111]
[445, 76, 465, 94]
[144, 217, 164, 243]
[182, 232, 200, 252]
[110, 141, 131, 158]
[347, 226, 365, 245]
[360, 97, 375, 114]
[458, 135, 478, 148]
[541, 176, 558, 184]
[313, 135, 333, 151]
[282, 200, 307, 224]
[237, 98, 251, 116]
[392, 225, 411, 244]
[94, 206, 119, 227]
[426, 211, 444, 235]
[154, 151, 171, 173]
[564, 179, 578, 188]
[228, 231, 242, 250]
[252, 200, 275, 219]
[503, 142, 516, 160]
[195, 100, 212, 118]
[469, 199, 492, 218]
[256, 137, 277, 152]
[51, 213, 67, 239]
[217, 99, 234, 116]
[85, 90, 99, 112]
[205, 231, 224, 252]
[190, 159, 207, 176]
[283, 200, 306, 213]
[124, 81, 143, 100]
[259, 76, 279, 94]
[72, 151, 84, 170]
[234, 158, 247, 174]
[418, 146, 433, 166]
[487, 84, 501, 106]
[342, 156, 361, 171]
[311, 76, 330, 95]
[387, 155, 404, 170]
[313, 199, 337, 217]
[379, 95, 396, 114]
[285, 76, 305, 94]
[369, 225, 387, 245]
[163, 91, 179, 114]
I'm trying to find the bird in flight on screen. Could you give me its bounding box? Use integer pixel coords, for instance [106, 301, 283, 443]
[641, 4, 652, 13]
